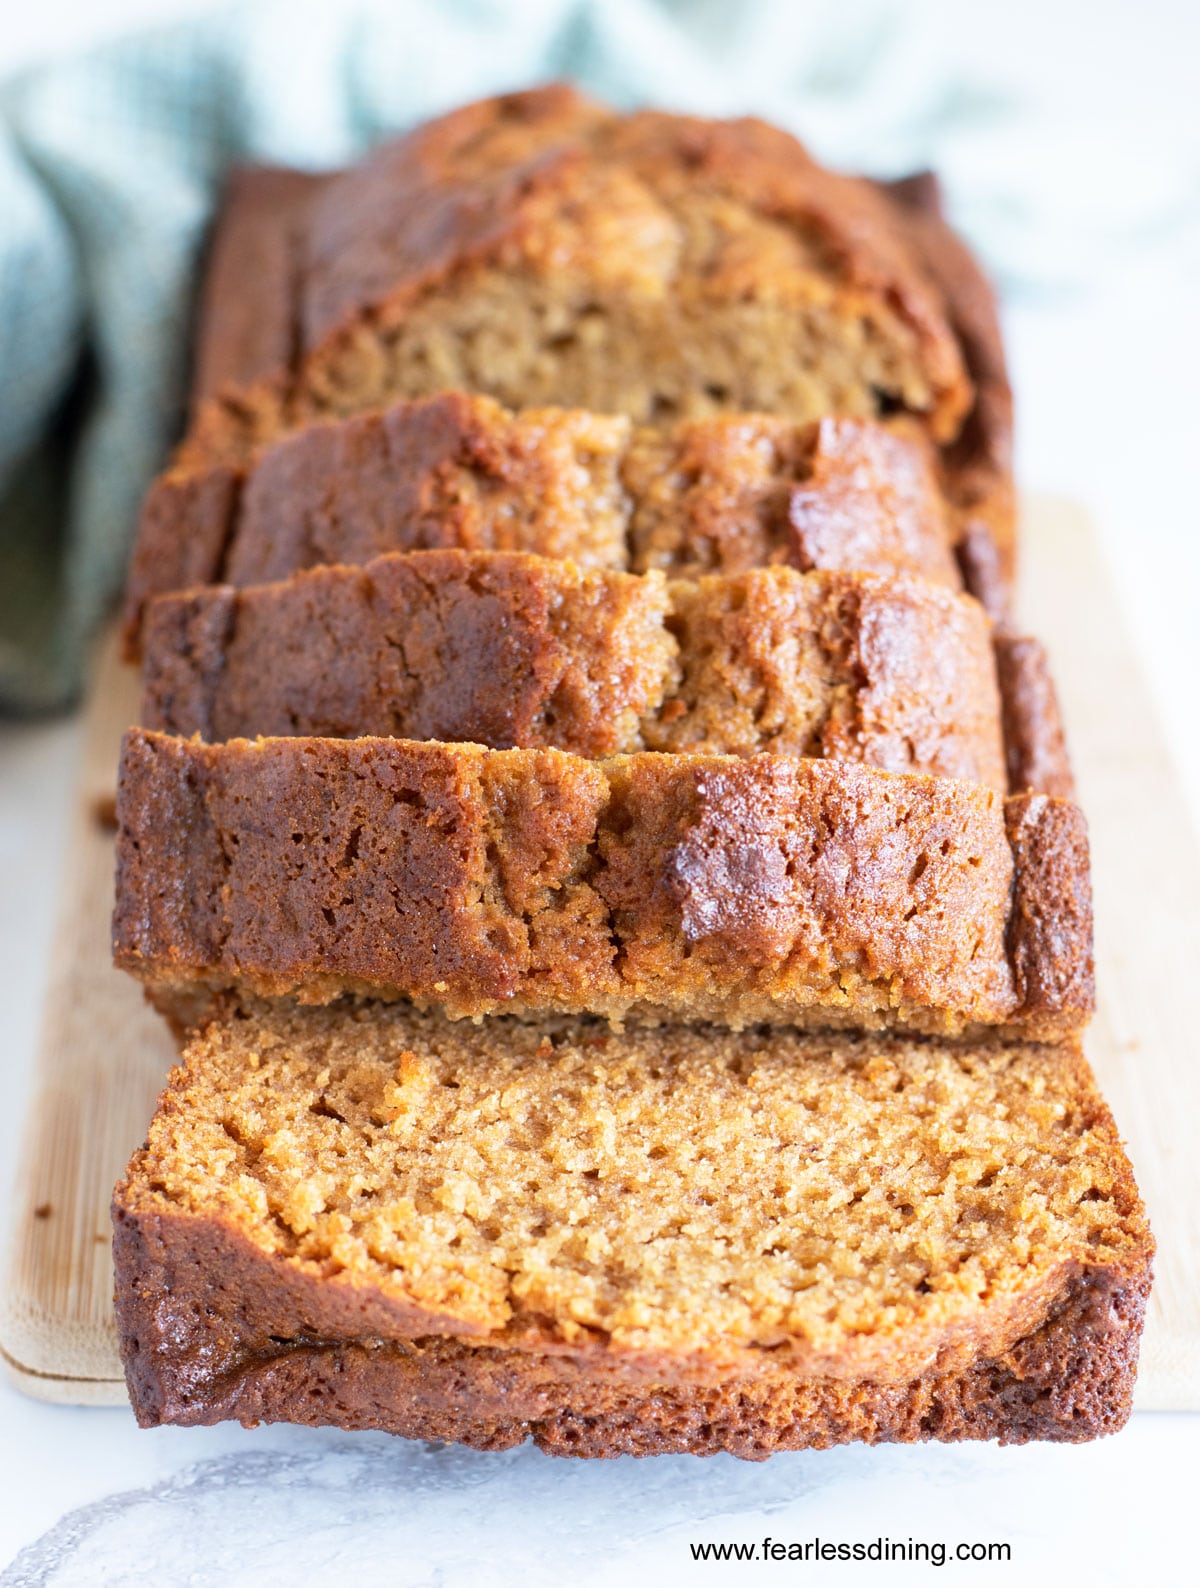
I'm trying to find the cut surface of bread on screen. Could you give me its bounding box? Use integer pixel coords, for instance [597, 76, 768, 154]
[123, 398, 961, 651]
[113, 730, 1093, 1038]
[177, 85, 972, 480]
[112, 1004, 1151, 1453]
[141, 553, 1006, 786]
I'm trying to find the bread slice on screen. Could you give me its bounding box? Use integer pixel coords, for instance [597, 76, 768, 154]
[113, 729, 1092, 1038]
[177, 86, 971, 477]
[112, 1002, 1152, 1454]
[123, 397, 961, 654]
[140, 552, 1007, 787]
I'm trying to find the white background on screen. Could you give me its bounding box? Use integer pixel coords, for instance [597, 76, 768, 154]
[2, 1, 1198, 1582]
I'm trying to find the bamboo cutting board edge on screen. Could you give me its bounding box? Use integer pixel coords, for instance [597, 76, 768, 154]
[2, 497, 1197, 1410]
[0, 1343, 128, 1408]
[1, 632, 174, 1402]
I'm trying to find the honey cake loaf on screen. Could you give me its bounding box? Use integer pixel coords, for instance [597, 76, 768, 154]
[123, 399, 960, 655]
[112, 730, 1093, 1038]
[112, 1003, 1152, 1454]
[140, 553, 1007, 787]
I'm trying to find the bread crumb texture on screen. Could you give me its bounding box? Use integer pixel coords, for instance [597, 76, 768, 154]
[179, 87, 971, 471]
[129, 1006, 1146, 1376]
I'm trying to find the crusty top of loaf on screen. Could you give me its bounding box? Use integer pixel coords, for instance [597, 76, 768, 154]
[112, 730, 1093, 1038]
[113, 1003, 1149, 1377]
[124, 396, 962, 652]
[138, 552, 1007, 785]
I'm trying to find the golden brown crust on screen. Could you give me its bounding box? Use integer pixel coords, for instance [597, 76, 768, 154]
[139, 552, 1006, 786]
[112, 729, 1092, 1037]
[110, 1259, 1153, 1454]
[127, 464, 242, 643]
[658, 567, 1002, 777]
[878, 172, 1015, 613]
[111, 1010, 1151, 1452]
[190, 167, 327, 413]
[993, 632, 1075, 798]
[122, 399, 959, 657]
[1005, 794, 1095, 1020]
[627, 413, 960, 586]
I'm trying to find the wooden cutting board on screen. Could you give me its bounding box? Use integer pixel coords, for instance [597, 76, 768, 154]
[3, 498, 1198, 1408]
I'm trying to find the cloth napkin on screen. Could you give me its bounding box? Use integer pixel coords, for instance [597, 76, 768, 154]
[1, 0, 1193, 711]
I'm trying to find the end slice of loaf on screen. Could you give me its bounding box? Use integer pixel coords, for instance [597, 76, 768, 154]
[112, 1003, 1152, 1455]
[140, 552, 1007, 787]
[123, 397, 960, 654]
[112, 730, 1093, 1039]
[178, 86, 971, 475]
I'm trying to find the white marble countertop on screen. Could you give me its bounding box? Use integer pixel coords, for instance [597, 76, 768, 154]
[2, 1, 1199, 1582]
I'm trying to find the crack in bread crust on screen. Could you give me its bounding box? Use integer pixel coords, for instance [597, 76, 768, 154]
[123, 401, 962, 656]
[139, 554, 1008, 789]
[112, 731, 1093, 1038]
